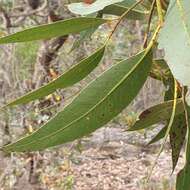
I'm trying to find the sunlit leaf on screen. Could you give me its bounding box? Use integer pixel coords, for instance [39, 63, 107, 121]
[2, 50, 152, 152]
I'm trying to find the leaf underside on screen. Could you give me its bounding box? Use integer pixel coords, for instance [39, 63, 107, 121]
[158, 0, 190, 86]
[68, 0, 127, 15]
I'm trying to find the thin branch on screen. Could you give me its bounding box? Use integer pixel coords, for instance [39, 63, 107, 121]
[143, 0, 156, 48]
[105, 0, 145, 44]
[147, 78, 178, 181]
[156, 0, 164, 24]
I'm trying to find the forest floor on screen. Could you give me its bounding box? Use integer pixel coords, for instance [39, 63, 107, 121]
[66, 126, 184, 190]
[6, 125, 183, 190]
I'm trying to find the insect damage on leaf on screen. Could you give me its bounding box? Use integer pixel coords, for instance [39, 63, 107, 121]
[139, 109, 151, 119]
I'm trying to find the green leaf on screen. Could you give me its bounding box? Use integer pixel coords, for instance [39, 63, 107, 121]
[5, 46, 105, 107]
[2, 50, 152, 152]
[163, 76, 186, 171]
[170, 114, 187, 171]
[177, 165, 190, 190]
[158, 0, 190, 86]
[102, 1, 147, 20]
[127, 99, 184, 131]
[148, 113, 186, 170]
[118, 0, 145, 10]
[70, 27, 97, 53]
[67, 0, 124, 15]
[70, 12, 103, 52]
[149, 59, 170, 81]
[176, 170, 188, 190]
[0, 17, 107, 44]
[176, 106, 190, 190]
[148, 126, 167, 145]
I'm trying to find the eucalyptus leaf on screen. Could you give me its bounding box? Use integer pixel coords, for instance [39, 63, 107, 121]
[67, 0, 124, 15]
[176, 107, 190, 190]
[164, 76, 186, 171]
[70, 11, 103, 52]
[150, 59, 170, 81]
[148, 113, 186, 170]
[158, 0, 190, 86]
[5, 46, 105, 107]
[0, 17, 107, 44]
[2, 50, 152, 152]
[170, 114, 186, 171]
[70, 27, 97, 53]
[148, 126, 167, 145]
[127, 99, 184, 131]
[118, 0, 145, 10]
[102, 2, 147, 20]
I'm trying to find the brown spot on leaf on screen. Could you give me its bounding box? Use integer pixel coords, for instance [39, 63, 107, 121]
[139, 109, 151, 119]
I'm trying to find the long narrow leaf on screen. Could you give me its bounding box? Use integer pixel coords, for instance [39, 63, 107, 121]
[0, 17, 107, 44]
[127, 99, 184, 131]
[164, 78, 186, 171]
[148, 126, 167, 145]
[102, 3, 147, 20]
[176, 106, 190, 190]
[148, 113, 187, 169]
[170, 114, 187, 171]
[5, 46, 105, 107]
[70, 11, 103, 52]
[2, 50, 152, 152]
[68, 0, 125, 15]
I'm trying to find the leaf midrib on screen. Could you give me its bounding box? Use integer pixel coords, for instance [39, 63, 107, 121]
[5, 50, 148, 150]
[7, 46, 105, 107]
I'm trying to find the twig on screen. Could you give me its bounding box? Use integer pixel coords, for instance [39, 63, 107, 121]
[143, 0, 156, 48]
[156, 0, 164, 25]
[105, 0, 145, 44]
[147, 78, 178, 181]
